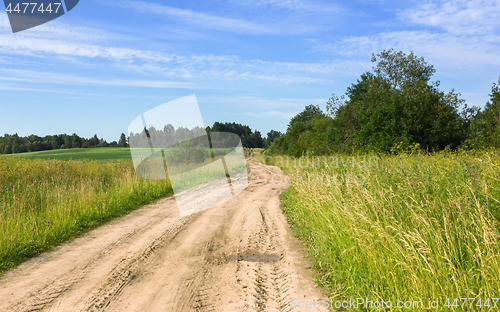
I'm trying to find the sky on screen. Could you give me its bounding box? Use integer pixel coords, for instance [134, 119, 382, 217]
[1, 0, 499, 142]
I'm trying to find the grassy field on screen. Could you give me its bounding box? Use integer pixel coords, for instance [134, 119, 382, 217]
[258, 151, 500, 309]
[2, 147, 132, 162]
[0, 157, 173, 274]
[0, 146, 248, 274]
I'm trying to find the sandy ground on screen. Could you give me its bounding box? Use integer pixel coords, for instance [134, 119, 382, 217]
[0, 160, 327, 312]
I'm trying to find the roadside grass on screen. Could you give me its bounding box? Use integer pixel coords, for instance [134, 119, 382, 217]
[272, 151, 500, 308]
[0, 157, 173, 274]
[3, 147, 132, 162]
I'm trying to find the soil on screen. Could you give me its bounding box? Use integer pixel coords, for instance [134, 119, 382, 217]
[0, 160, 327, 311]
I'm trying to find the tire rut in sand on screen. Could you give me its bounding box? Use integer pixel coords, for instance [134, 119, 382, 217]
[174, 210, 239, 312]
[236, 204, 293, 312]
[82, 217, 194, 311]
[8, 214, 174, 312]
[0, 160, 325, 312]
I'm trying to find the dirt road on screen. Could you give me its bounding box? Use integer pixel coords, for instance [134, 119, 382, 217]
[0, 161, 327, 311]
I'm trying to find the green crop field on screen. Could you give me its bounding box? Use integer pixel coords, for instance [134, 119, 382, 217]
[2, 147, 133, 162]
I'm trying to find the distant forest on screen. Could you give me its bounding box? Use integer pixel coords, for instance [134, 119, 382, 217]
[0, 133, 128, 155]
[0, 122, 282, 155]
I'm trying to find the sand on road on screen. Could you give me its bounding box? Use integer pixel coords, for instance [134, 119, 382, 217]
[0, 160, 327, 312]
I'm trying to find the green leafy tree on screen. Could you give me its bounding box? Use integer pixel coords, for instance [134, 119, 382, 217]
[263, 130, 282, 148]
[272, 104, 328, 156]
[118, 133, 129, 147]
[287, 104, 325, 130]
[207, 122, 263, 148]
[327, 50, 465, 152]
[12, 143, 27, 154]
[371, 48, 435, 91]
[267, 136, 288, 155]
[3, 144, 12, 154]
[466, 77, 500, 148]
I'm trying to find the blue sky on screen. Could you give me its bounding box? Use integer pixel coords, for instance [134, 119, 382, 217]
[1, 0, 499, 142]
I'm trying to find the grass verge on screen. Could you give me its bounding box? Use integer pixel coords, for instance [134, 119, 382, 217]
[274, 151, 500, 308]
[0, 157, 173, 274]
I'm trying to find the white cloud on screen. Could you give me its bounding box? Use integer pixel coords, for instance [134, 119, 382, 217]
[228, 0, 343, 14]
[312, 30, 500, 71]
[200, 95, 327, 109]
[246, 110, 300, 119]
[0, 12, 128, 43]
[0, 34, 179, 62]
[99, 0, 326, 35]
[399, 0, 500, 35]
[0, 69, 195, 88]
[102, 0, 276, 35]
[0, 9, 368, 89]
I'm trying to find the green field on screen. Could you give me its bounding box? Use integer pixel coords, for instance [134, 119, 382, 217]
[260, 151, 500, 307]
[0, 146, 248, 274]
[0, 157, 173, 274]
[2, 147, 133, 162]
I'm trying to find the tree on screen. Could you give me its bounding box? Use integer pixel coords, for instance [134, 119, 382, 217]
[118, 133, 129, 147]
[371, 48, 436, 91]
[278, 105, 329, 156]
[12, 143, 27, 153]
[51, 135, 64, 149]
[263, 130, 282, 148]
[206, 122, 263, 148]
[246, 130, 262, 148]
[287, 104, 325, 130]
[466, 77, 500, 148]
[88, 134, 99, 147]
[72, 133, 82, 148]
[326, 50, 465, 152]
[3, 144, 12, 154]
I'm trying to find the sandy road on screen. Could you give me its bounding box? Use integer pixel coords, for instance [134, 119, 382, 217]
[0, 160, 327, 312]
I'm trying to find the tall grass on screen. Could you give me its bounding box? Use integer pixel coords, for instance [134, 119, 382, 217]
[277, 151, 500, 307]
[0, 157, 173, 273]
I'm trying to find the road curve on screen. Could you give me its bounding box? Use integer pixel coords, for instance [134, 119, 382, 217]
[0, 160, 327, 312]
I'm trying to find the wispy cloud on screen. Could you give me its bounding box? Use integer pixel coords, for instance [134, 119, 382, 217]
[0, 34, 179, 62]
[311, 31, 500, 71]
[101, 0, 276, 35]
[0, 85, 110, 95]
[200, 95, 327, 109]
[0, 12, 128, 43]
[0, 69, 195, 88]
[0, 25, 363, 85]
[246, 110, 300, 119]
[99, 0, 325, 35]
[399, 0, 500, 35]
[228, 0, 343, 14]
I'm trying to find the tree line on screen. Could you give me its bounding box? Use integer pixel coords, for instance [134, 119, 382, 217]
[0, 133, 129, 155]
[206, 122, 282, 149]
[268, 49, 500, 156]
[0, 123, 283, 155]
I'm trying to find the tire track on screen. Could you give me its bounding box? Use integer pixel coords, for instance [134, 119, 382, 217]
[6, 203, 181, 312]
[0, 160, 327, 312]
[82, 217, 194, 311]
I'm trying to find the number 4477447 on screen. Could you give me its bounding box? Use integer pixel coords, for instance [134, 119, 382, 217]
[6, 3, 62, 14]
